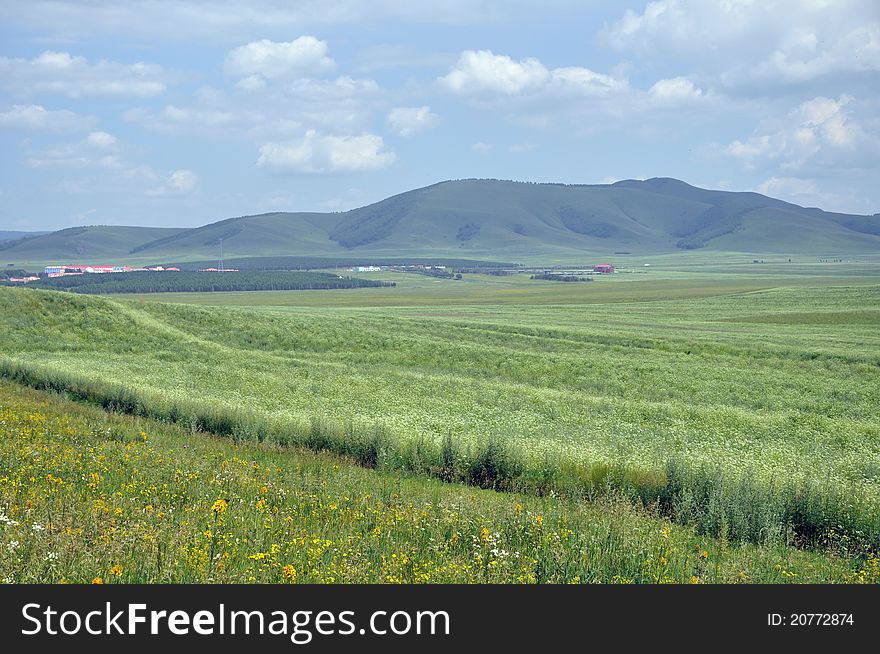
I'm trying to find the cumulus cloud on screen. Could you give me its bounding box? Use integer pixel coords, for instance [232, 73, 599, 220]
[648, 76, 704, 104]
[0, 104, 92, 131]
[441, 50, 549, 94]
[26, 131, 123, 169]
[224, 37, 335, 80]
[600, 0, 880, 89]
[721, 95, 874, 173]
[0, 51, 169, 98]
[257, 130, 395, 173]
[439, 49, 624, 97]
[23, 130, 199, 198]
[386, 106, 439, 136]
[145, 169, 199, 196]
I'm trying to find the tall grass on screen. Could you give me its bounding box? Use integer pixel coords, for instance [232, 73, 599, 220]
[2, 357, 876, 555]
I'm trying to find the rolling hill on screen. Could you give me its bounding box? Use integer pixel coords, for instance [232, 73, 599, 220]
[0, 225, 184, 264]
[0, 230, 49, 243]
[3, 178, 879, 266]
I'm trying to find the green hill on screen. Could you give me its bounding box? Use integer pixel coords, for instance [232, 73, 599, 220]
[4, 178, 879, 265]
[0, 230, 49, 243]
[0, 225, 184, 266]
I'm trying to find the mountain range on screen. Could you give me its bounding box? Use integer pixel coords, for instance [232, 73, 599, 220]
[2, 178, 878, 265]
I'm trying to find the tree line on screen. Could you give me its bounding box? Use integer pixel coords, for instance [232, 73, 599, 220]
[9, 271, 395, 294]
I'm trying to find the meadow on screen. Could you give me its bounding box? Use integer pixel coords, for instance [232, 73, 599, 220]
[1, 268, 879, 578]
[0, 381, 873, 584]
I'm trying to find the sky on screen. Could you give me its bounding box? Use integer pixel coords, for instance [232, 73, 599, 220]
[1, 0, 878, 231]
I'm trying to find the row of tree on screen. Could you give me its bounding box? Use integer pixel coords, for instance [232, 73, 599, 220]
[12, 271, 395, 294]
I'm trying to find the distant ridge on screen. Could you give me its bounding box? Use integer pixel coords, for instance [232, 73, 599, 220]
[4, 178, 879, 264]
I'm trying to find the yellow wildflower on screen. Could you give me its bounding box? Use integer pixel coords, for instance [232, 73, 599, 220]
[211, 499, 228, 515]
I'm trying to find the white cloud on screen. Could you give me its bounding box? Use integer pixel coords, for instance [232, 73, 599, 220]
[26, 131, 123, 169]
[2, 1, 524, 41]
[146, 169, 199, 196]
[471, 142, 493, 154]
[257, 130, 395, 173]
[440, 50, 549, 95]
[386, 106, 439, 136]
[721, 95, 874, 172]
[23, 130, 199, 198]
[648, 76, 704, 104]
[85, 130, 117, 148]
[509, 143, 535, 153]
[0, 104, 92, 131]
[755, 176, 865, 213]
[225, 37, 334, 81]
[0, 51, 169, 98]
[600, 0, 880, 89]
[124, 104, 238, 135]
[440, 50, 628, 98]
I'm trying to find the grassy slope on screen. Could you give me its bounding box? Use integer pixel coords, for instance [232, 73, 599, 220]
[0, 225, 184, 266]
[3, 380, 868, 583]
[1, 274, 879, 548]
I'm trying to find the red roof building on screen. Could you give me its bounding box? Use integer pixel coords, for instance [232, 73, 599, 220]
[593, 263, 615, 274]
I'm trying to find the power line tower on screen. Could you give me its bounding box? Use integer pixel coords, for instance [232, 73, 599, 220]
[218, 237, 224, 272]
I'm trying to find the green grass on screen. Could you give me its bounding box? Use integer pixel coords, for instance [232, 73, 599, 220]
[1, 272, 879, 556]
[1, 380, 874, 583]
[110, 268, 880, 308]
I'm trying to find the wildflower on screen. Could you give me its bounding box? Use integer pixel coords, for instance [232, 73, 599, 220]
[255, 498, 267, 512]
[535, 515, 543, 527]
[260, 485, 268, 495]
[700, 550, 709, 561]
[109, 564, 123, 577]
[92, 577, 104, 584]
[211, 499, 228, 515]
[144, 504, 154, 514]
[281, 565, 297, 582]
[690, 575, 700, 584]
[373, 526, 381, 537]
[661, 527, 671, 539]
[515, 503, 523, 513]
[480, 527, 489, 544]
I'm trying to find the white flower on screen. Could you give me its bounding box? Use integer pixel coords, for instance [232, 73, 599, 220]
[0, 511, 18, 526]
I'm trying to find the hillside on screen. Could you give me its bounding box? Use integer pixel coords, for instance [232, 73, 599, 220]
[0, 225, 184, 264]
[0, 230, 49, 243]
[4, 178, 879, 265]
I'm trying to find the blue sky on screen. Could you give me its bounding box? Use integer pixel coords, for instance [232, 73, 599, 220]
[1, 0, 878, 230]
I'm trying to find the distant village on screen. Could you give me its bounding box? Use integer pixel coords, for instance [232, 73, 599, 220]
[4, 261, 617, 284]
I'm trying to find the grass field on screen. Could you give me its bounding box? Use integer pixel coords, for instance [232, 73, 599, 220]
[0, 381, 874, 584]
[1, 266, 879, 581]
